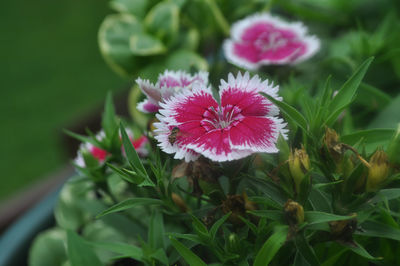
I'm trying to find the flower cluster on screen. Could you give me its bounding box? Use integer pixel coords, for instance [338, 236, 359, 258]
[224, 13, 320, 70]
[75, 130, 148, 168]
[152, 71, 287, 162]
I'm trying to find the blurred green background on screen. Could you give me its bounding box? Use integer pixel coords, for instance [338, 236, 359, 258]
[0, 0, 126, 201]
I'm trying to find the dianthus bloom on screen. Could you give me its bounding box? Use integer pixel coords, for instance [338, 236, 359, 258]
[154, 72, 288, 162]
[137, 70, 209, 113]
[75, 130, 148, 168]
[223, 13, 320, 70]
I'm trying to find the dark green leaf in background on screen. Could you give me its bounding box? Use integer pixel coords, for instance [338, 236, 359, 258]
[67, 230, 103, 266]
[169, 237, 208, 266]
[254, 226, 288, 266]
[96, 198, 162, 218]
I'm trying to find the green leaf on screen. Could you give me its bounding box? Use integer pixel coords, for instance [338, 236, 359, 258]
[341, 128, 395, 153]
[96, 198, 163, 218]
[321, 249, 347, 266]
[294, 231, 320, 266]
[260, 92, 308, 134]
[110, 0, 148, 18]
[325, 57, 373, 124]
[150, 248, 169, 265]
[166, 50, 208, 71]
[248, 210, 284, 222]
[169, 237, 208, 266]
[387, 125, 400, 164]
[254, 226, 289, 266]
[106, 163, 143, 184]
[67, 230, 103, 266]
[356, 83, 391, 109]
[245, 176, 287, 205]
[340, 241, 380, 260]
[89, 241, 143, 261]
[356, 220, 400, 241]
[168, 233, 202, 244]
[190, 214, 210, 240]
[369, 95, 400, 129]
[64, 129, 102, 149]
[210, 212, 231, 240]
[98, 14, 143, 76]
[102, 92, 118, 139]
[129, 33, 166, 56]
[148, 210, 165, 250]
[28, 228, 67, 266]
[305, 211, 356, 225]
[145, 1, 180, 42]
[120, 123, 154, 186]
[369, 188, 400, 203]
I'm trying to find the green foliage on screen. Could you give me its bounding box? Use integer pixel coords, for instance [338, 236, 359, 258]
[28, 1, 400, 265]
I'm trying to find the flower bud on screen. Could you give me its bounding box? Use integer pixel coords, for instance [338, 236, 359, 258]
[227, 233, 240, 253]
[289, 147, 310, 194]
[323, 128, 343, 163]
[366, 150, 389, 192]
[171, 193, 189, 212]
[284, 199, 304, 225]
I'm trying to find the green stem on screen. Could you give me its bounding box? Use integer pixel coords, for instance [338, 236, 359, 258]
[203, 0, 230, 36]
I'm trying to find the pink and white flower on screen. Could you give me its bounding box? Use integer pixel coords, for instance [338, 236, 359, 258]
[154, 72, 288, 162]
[75, 131, 108, 168]
[75, 130, 148, 168]
[223, 13, 320, 70]
[137, 70, 209, 113]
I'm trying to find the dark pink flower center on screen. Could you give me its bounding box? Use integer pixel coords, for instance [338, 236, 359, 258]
[201, 105, 244, 131]
[90, 146, 108, 161]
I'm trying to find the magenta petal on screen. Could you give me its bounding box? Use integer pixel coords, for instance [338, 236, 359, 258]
[229, 116, 282, 152]
[137, 99, 160, 113]
[221, 88, 271, 116]
[172, 91, 218, 124]
[187, 129, 233, 161]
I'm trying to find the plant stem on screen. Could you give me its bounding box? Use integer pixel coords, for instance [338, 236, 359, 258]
[202, 0, 230, 36]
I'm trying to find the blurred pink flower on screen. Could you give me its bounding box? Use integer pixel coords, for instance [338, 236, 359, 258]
[137, 70, 209, 113]
[75, 130, 148, 168]
[154, 72, 287, 162]
[224, 13, 320, 70]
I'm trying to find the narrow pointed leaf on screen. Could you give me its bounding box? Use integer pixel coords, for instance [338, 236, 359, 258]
[341, 241, 380, 260]
[102, 92, 118, 138]
[356, 220, 400, 241]
[120, 123, 154, 187]
[89, 241, 143, 260]
[248, 210, 284, 222]
[168, 233, 202, 244]
[96, 198, 163, 218]
[148, 210, 165, 249]
[369, 188, 400, 203]
[254, 226, 288, 266]
[210, 212, 231, 240]
[169, 237, 207, 266]
[294, 232, 320, 266]
[260, 92, 308, 133]
[64, 129, 103, 148]
[67, 230, 103, 266]
[305, 211, 356, 225]
[106, 163, 142, 184]
[328, 57, 373, 113]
